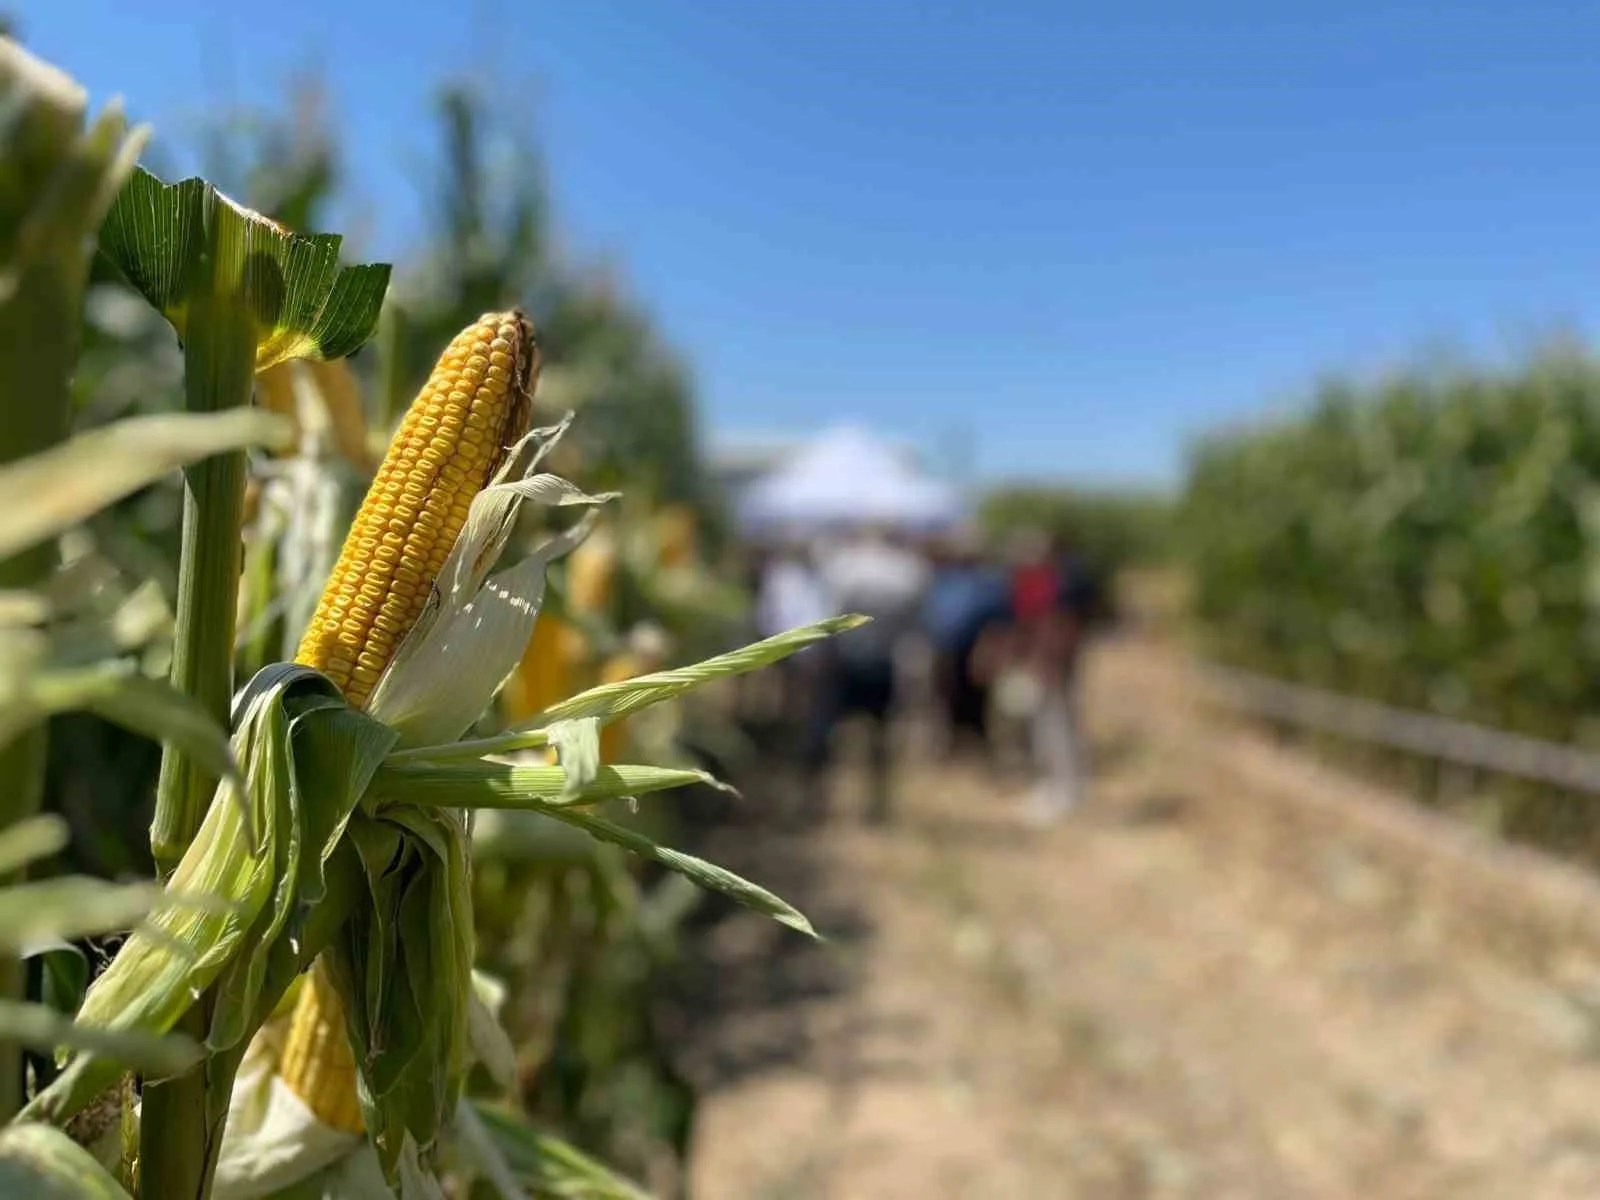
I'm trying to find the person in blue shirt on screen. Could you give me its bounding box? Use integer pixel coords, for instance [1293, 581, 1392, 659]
[921, 527, 1012, 761]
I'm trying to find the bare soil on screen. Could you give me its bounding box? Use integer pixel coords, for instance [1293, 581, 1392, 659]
[674, 635, 1600, 1199]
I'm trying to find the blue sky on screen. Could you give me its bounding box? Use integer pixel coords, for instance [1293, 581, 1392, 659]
[22, 1, 1600, 486]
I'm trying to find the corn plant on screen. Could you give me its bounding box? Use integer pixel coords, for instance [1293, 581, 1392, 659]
[1, 42, 855, 1199]
[16, 294, 851, 1199]
[0, 38, 294, 1191]
[1182, 349, 1600, 847]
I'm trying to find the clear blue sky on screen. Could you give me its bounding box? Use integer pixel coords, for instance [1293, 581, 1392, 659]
[22, 1, 1600, 486]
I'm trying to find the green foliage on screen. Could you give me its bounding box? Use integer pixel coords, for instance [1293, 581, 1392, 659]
[979, 485, 1172, 575]
[1181, 348, 1600, 842]
[12, 51, 741, 1193]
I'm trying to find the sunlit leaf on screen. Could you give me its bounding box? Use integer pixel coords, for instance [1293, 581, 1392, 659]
[0, 409, 290, 560]
[0, 877, 160, 955]
[0, 999, 198, 1076]
[98, 166, 391, 369]
[0, 813, 68, 876]
[396, 615, 866, 763]
[372, 759, 719, 810]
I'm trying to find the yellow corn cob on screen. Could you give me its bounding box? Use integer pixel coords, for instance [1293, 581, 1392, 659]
[280, 311, 538, 1131]
[295, 311, 538, 710]
[565, 525, 616, 615]
[653, 504, 698, 569]
[503, 612, 570, 725]
[278, 964, 365, 1134]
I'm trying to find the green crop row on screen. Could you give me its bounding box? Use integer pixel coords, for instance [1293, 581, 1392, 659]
[1182, 348, 1600, 751]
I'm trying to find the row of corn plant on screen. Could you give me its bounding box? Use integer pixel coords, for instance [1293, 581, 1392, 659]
[24, 52, 743, 1192]
[1182, 347, 1600, 849]
[0, 39, 853, 1199]
[223, 80, 749, 1186]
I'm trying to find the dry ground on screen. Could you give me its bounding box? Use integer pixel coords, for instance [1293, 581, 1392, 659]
[674, 635, 1600, 1200]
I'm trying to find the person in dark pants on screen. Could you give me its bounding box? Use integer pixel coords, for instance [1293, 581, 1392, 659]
[803, 527, 929, 824]
[921, 530, 1012, 760]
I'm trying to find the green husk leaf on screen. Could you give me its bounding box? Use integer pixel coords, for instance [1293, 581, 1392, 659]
[20, 666, 346, 1126]
[329, 808, 474, 1181]
[0, 409, 290, 561]
[207, 693, 395, 1052]
[371, 759, 718, 811]
[544, 716, 601, 799]
[394, 615, 866, 763]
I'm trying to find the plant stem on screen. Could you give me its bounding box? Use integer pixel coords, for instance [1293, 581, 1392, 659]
[141, 283, 257, 1200]
[150, 303, 256, 873]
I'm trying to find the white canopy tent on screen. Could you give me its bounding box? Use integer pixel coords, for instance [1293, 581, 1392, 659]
[737, 425, 965, 535]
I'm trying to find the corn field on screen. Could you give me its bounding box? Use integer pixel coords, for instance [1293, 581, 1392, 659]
[1181, 347, 1600, 850]
[0, 39, 841, 1199]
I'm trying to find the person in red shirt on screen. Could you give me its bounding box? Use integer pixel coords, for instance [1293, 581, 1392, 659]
[1008, 530, 1098, 821]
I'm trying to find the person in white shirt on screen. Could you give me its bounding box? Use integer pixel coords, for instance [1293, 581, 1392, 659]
[752, 539, 834, 754]
[804, 526, 931, 823]
[756, 540, 833, 639]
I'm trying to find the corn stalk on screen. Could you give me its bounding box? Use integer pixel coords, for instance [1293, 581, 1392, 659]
[94, 165, 387, 1198]
[0, 38, 145, 1120]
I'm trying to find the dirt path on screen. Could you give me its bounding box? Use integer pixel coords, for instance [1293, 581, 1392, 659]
[676, 636, 1600, 1199]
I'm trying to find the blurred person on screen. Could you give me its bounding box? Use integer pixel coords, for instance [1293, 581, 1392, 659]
[1008, 529, 1100, 822]
[806, 525, 930, 824]
[754, 538, 833, 738]
[921, 525, 1012, 760]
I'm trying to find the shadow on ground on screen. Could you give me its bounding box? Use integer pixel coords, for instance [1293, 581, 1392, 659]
[661, 720, 876, 1095]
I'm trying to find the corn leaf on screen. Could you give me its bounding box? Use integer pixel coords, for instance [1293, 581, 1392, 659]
[0, 40, 148, 471]
[97, 166, 391, 368]
[21, 666, 357, 1126]
[26, 941, 88, 1018]
[0, 409, 290, 561]
[540, 804, 814, 936]
[0, 812, 68, 876]
[0, 657, 239, 789]
[0, 877, 160, 954]
[82, 669, 242, 793]
[466, 973, 517, 1096]
[467, 1102, 651, 1200]
[372, 759, 718, 810]
[395, 615, 866, 763]
[0, 998, 199, 1075]
[0, 1121, 133, 1199]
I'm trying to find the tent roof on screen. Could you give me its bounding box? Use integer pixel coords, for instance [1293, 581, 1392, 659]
[737, 425, 964, 533]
